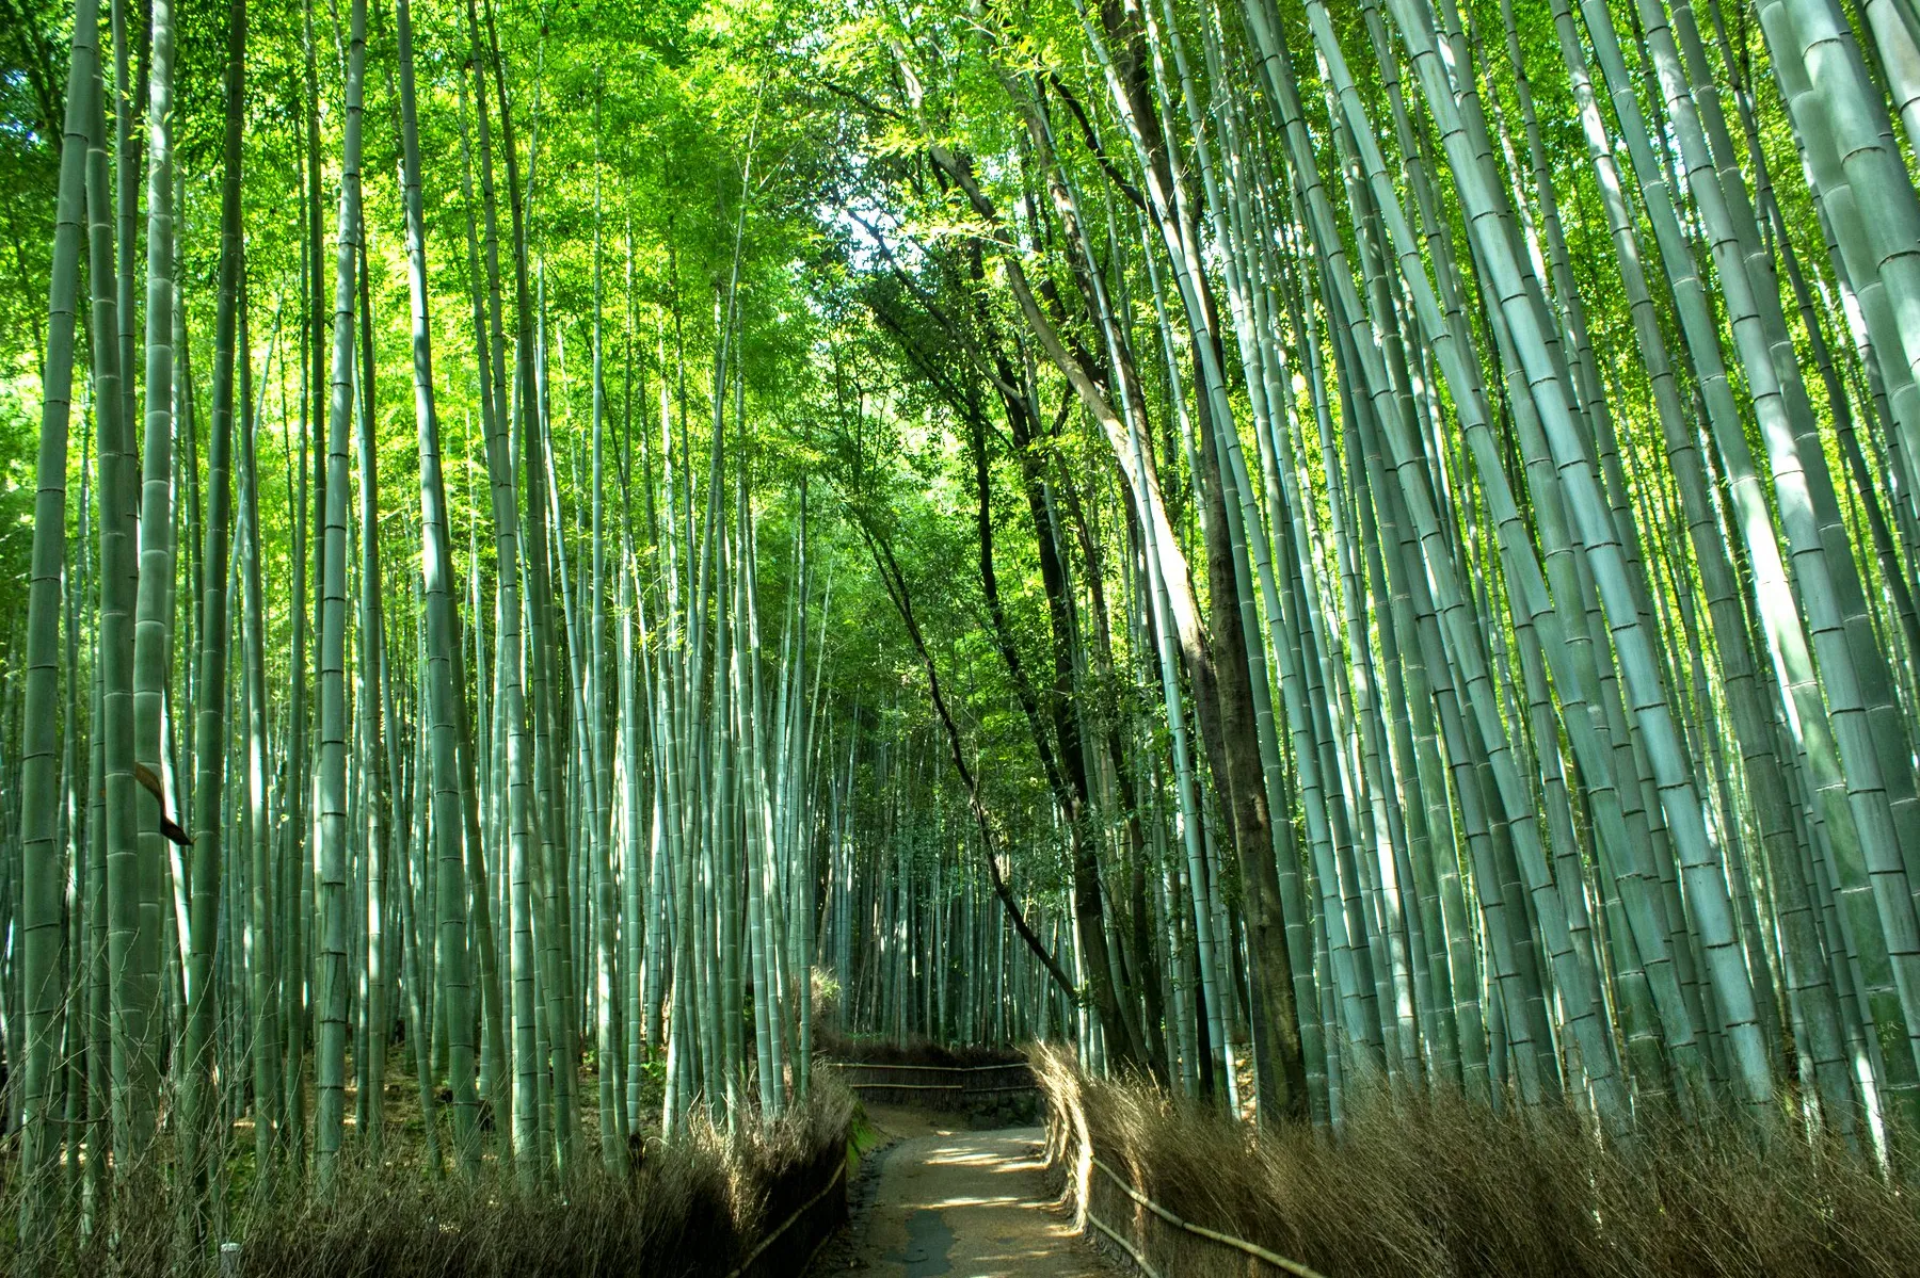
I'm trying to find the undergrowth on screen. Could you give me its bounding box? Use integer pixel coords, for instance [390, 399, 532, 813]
[1034, 1043, 1920, 1278]
[9, 1076, 851, 1278]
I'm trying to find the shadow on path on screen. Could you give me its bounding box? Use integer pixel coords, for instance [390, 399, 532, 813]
[812, 1105, 1115, 1278]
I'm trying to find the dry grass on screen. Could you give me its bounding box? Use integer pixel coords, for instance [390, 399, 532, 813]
[1033, 1044, 1920, 1278]
[9, 1077, 852, 1278]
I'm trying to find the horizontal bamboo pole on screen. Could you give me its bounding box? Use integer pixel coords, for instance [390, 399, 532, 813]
[1087, 1206, 1165, 1278]
[722, 1158, 848, 1278]
[825, 1060, 1034, 1074]
[1088, 1155, 1326, 1278]
[841, 1081, 1037, 1096]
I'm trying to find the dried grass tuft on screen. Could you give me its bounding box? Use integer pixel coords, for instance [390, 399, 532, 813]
[10, 1079, 851, 1278]
[1033, 1044, 1920, 1278]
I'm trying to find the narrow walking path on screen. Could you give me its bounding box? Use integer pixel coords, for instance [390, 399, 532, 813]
[823, 1105, 1115, 1278]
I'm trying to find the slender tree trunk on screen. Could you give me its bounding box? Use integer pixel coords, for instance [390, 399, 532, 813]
[181, 0, 244, 1228]
[17, 0, 95, 1249]
[313, 0, 368, 1186]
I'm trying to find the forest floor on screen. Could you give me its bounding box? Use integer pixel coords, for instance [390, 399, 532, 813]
[808, 1104, 1114, 1278]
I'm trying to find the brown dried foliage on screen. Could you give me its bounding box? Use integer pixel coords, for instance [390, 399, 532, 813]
[9, 1078, 851, 1278]
[1033, 1043, 1920, 1278]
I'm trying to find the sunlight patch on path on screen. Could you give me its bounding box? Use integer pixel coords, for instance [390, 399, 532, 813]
[834, 1107, 1115, 1278]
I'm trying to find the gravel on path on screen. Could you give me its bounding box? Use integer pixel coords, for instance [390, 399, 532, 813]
[807, 1105, 1116, 1278]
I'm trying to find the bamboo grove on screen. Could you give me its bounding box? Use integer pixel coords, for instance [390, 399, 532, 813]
[3, 0, 889, 1257]
[822, 0, 1920, 1161]
[12, 0, 1920, 1259]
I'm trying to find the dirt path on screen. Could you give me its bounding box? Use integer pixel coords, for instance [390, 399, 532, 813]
[817, 1105, 1116, 1278]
